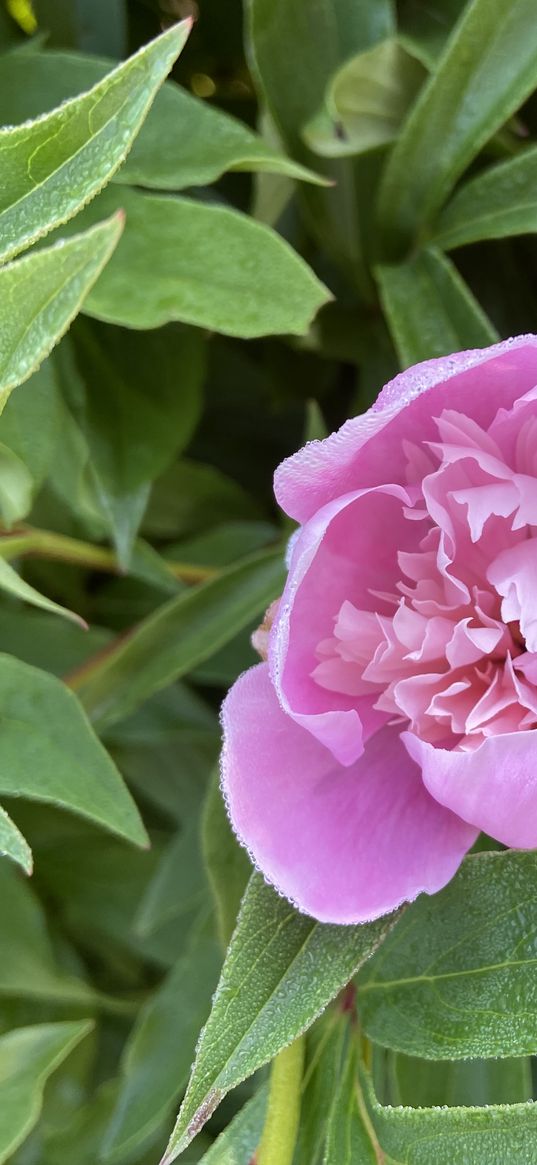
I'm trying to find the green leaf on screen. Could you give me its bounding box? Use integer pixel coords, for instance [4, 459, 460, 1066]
[0, 214, 122, 408]
[74, 547, 286, 730]
[323, 1045, 376, 1165]
[41, 1075, 182, 1165]
[0, 556, 83, 626]
[433, 146, 537, 250]
[0, 21, 190, 264]
[0, 860, 96, 1004]
[246, 0, 394, 278]
[56, 319, 205, 566]
[378, 0, 537, 253]
[393, 1052, 532, 1108]
[29, 823, 183, 970]
[202, 775, 252, 948]
[163, 873, 398, 1161]
[0, 607, 109, 677]
[0, 49, 326, 190]
[0, 442, 33, 525]
[375, 247, 498, 367]
[364, 1071, 537, 1164]
[167, 522, 277, 572]
[304, 38, 425, 158]
[0, 653, 147, 847]
[104, 684, 219, 826]
[358, 850, 537, 1059]
[61, 186, 331, 337]
[144, 463, 262, 542]
[0, 1020, 92, 1164]
[246, 0, 394, 150]
[134, 824, 206, 938]
[103, 935, 221, 1162]
[197, 1087, 267, 1165]
[0, 805, 32, 874]
[294, 1014, 346, 1165]
[0, 358, 62, 493]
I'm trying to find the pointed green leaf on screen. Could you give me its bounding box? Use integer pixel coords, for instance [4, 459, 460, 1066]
[433, 146, 537, 250]
[0, 49, 326, 190]
[0, 1020, 93, 1164]
[57, 319, 205, 567]
[0, 214, 122, 407]
[378, 0, 537, 252]
[0, 804, 32, 873]
[304, 38, 425, 158]
[376, 247, 498, 367]
[74, 547, 286, 729]
[0, 555, 84, 626]
[0, 653, 147, 846]
[364, 1071, 537, 1164]
[62, 186, 331, 337]
[358, 851, 537, 1059]
[0, 21, 190, 263]
[163, 874, 398, 1161]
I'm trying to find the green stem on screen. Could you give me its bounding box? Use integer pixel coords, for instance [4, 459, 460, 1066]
[256, 1037, 305, 1165]
[0, 526, 217, 584]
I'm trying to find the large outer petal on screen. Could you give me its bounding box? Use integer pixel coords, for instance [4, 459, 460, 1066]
[275, 336, 537, 523]
[270, 485, 417, 767]
[221, 664, 477, 924]
[405, 731, 537, 847]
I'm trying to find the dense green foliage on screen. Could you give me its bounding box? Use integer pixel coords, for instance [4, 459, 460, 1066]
[1, 0, 537, 1161]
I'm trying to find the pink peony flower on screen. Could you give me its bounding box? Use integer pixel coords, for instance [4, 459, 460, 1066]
[221, 336, 537, 923]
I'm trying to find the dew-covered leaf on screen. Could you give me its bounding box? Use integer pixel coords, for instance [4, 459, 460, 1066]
[0, 214, 122, 408]
[0, 22, 190, 263]
[163, 874, 397, 1160]
[358, 851, 537, 1059]
[0, 48, 326, 190]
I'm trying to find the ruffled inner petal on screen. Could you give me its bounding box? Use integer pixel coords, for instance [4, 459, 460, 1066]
[311, 394, 537, 754]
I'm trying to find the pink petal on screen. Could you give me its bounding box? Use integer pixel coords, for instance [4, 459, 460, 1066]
[221, 664, 477, 924]
[275, 337, 537, 523]
[405, 730, 537, 847]
[488, 540, 537, 653]
[446, 617, 504, 667]
[270, 485, 415, 766]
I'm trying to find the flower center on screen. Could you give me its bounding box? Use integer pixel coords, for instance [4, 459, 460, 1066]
[312, 404, 537, 750]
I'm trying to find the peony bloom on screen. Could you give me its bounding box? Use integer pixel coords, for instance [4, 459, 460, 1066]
[221, 336, 537, 923]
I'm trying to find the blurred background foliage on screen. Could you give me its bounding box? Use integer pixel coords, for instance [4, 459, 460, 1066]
[2, 0, 537, 1162]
